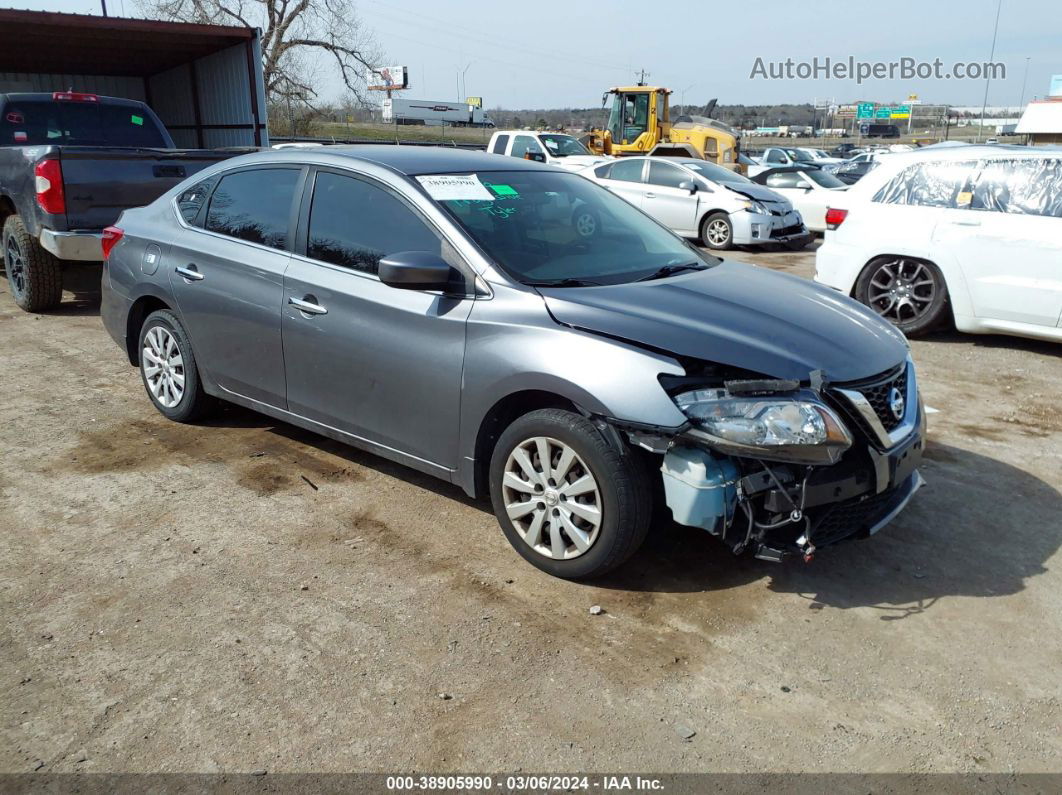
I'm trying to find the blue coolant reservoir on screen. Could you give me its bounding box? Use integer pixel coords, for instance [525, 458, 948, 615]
[660, 446, 739, 535]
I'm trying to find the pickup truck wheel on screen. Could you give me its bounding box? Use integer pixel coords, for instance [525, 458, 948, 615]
[572, 207, 600, 239]
[855, 256, 949, 337]
[700, 212, 733, 250]
[3, 215, 62, 312]
[489, 409, 651, 580]
[138, 309, 215, 423]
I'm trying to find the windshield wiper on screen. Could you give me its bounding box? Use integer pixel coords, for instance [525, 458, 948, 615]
[635, 263, 709, 282]
[526, 277, 604, 287]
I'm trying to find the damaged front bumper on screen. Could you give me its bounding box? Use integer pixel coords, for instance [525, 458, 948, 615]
[622, 358, 927, 562]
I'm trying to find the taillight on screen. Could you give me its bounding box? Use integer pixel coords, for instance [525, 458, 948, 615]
[34, 159, 65, 215]
[825, 207, 848, 230]
[101, 226, 124, 260]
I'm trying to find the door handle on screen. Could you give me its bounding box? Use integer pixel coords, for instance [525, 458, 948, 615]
[644, 192, 656, 199]
[288, 295, 327, 315]
[175, 265, 204, 281]
[950, 218, 981, 227]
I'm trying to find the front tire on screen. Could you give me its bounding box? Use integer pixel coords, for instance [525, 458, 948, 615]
[855, 256, 949, 337]
[700, 212, 733, 250]
[3, 215, 62, 312]
[572, 206, 601, 240]
[138, 309, 215, 423]
[489, 409, 651, 580]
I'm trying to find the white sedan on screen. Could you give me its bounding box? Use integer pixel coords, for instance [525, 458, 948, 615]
[815, 145, 1062, 342]
[582, 157, 808, 250]
[751, 166, 848, 232]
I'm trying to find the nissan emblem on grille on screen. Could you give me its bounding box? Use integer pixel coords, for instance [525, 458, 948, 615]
[889, 387, 905, 421]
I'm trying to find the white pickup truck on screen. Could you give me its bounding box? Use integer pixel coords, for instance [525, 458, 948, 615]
[487, 130, 610, 171]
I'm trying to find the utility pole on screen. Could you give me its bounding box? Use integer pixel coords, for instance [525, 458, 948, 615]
[100, 0, 108, 15]
[1018, 56, 1031, 110]
[978, 0, 1003, 142]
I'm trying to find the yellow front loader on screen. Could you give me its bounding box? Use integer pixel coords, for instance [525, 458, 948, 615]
[582, 86, 742, 170]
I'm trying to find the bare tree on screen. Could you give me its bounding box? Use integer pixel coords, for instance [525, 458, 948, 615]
[137, 0, 382, 108]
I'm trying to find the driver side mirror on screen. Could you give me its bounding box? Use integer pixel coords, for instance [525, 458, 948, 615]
[523, 150, 547, 163]
[678, 180, 698, 194]
[378, 251, 454, 292]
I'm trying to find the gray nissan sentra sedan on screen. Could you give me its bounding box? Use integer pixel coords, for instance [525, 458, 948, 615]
[100, 147, 925, 579]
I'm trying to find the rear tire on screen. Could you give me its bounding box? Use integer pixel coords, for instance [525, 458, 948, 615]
[3, 215, 62, 312]
[855, 256, 949, 337]
[138, 309, 215, 423]
[700, 212, 733, 250]
[489, 409, 651, 580]
[572, 206, 601, 240]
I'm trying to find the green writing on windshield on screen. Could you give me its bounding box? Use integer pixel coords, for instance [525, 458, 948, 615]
[131, 115, 144, 126]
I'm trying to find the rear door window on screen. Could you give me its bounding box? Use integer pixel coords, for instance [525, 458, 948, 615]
[306, 171, 442, 276]
[970, 158, 1062, 217]
[872, 161, 976, 208]
[491, 134, 510, 155]
[204, 168, 301, 250]
[765, 172, 805, 189]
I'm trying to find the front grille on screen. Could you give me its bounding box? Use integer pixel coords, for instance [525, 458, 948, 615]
[807, 485, 905, 547]
[770, 222, 804, 238]
[860, 369, 907, 432]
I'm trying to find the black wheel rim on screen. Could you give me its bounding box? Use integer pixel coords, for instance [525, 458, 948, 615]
[867, 258, 936, 324]
[4, 235, 26, 298]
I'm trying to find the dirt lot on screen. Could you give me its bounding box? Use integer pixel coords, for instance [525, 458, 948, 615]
[2, 243, 1060, 775]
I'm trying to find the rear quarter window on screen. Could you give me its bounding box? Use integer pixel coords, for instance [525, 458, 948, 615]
[970, 158, 1062, 217]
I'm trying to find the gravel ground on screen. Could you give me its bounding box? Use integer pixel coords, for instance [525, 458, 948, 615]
[1, 242, 1060, 775]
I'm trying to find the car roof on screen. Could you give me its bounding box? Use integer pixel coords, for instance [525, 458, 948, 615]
[883, 143, 1062, 162]
[755, 166, 819, 176]
[216, 145, 556, 177]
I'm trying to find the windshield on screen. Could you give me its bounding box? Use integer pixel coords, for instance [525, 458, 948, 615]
[0, 100, 168, 147]
[539, 134, 590, 157]
[680, 160, 752, 185]
[806, 169, 846, 188]
[787, 149, 815, 162]
[424, 170, 718, 286]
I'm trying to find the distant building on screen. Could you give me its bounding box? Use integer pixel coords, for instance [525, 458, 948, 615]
[1015, 99, 1062, 145]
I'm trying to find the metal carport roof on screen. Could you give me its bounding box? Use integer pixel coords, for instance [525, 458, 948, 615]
[0, 9, 253, 77]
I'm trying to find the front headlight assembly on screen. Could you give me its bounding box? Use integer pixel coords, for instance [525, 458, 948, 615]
[674, 388, 852, 464]
[738, 199, 769, 215]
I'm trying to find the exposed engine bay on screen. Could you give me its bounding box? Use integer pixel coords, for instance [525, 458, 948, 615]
[618, 358, 926, 562]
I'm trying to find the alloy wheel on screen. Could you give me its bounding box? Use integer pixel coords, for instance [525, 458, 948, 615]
[707, 219, 730, 245]
[4, 235, 26, 298]
[575, 212, 597, 238]
[867, 258, 937, 323]
[142, 326, 186, 408]
[501, 436, 602, 560]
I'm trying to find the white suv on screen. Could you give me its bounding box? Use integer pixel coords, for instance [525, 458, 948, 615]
[815, 145, 1062, 341]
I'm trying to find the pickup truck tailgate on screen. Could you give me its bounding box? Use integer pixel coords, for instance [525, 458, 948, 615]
[60, 148, 251, 230]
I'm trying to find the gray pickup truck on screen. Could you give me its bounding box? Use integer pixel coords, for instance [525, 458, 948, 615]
[0, 91, 252, 311]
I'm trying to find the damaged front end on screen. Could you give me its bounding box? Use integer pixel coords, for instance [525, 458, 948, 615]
[623, 357, 926, 562]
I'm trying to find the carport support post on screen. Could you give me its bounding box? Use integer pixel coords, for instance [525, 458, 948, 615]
[245, 38, 262, 146]
[188, 59, 205, 149]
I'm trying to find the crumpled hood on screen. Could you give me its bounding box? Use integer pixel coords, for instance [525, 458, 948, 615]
[725, 183, 788, 205]
[538, 260, 908, 383]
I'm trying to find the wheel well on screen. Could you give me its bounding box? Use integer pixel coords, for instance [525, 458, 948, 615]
[125, 296, 171, 365]
[473, 390, 579, 498]
[0, 196, 15, 225]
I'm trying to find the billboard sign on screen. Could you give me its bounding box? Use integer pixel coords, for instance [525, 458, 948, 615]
[890, 104, 911, 119]
[366, 65, 408, 91]
[465, 96, 483, 108]
[836, 103, 857, 118]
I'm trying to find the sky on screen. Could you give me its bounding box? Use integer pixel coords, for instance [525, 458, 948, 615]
[13, 0, 1062, 109]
